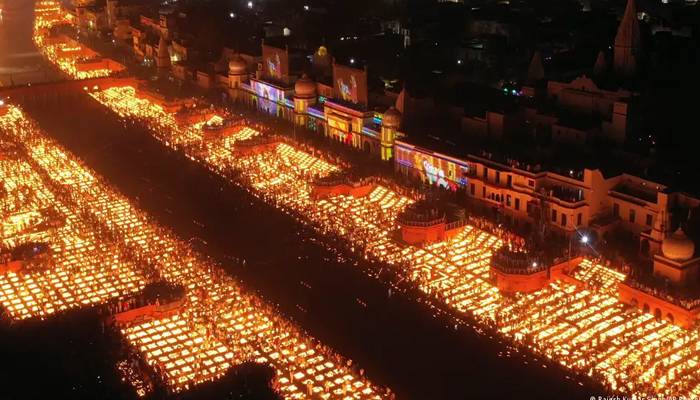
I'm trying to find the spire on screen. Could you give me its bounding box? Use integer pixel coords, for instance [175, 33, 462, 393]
[593, 51, 607, 76]
[527, 51, 545, 84]
[615, 0, 640, 49]
[156, 35, 171, 69]
[395, 85, 406, 114]
[614, 0, 640, 78]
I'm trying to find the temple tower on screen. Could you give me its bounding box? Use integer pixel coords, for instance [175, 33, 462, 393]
[614, 0, 640, 79]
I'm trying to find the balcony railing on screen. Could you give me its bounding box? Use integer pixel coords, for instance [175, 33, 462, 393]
[536, 188, 586, 208]
[397, 216, 446, 227]
[465, 171, 511, 189]
[611, 183, 658, 204]
[493, 265, 548, 275]
[235, 135, 283, 148]
[445, 219, 467, 231]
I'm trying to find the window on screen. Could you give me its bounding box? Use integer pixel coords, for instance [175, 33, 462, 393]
[528, 180, 535, 187]
[506, 195, 511, 207]
[495, 171, 501, 184]
[507, 175, 512, 187]
[561, 214, 567, 227]
[483, 167, 488, 179]
[629, 209, 636, 223]
[646, 214, 653, 226]
[613, 203, 620, 217]
[482, 187, 486, 198]
[551, 209, 557, 222]
[470, 183, 475, 196]
[577, 213, 582, 226]
[515, 198, 520, 211]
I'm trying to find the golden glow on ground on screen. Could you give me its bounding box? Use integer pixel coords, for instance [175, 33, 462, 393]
[0, 106, 146, 319]
[90, 85, 700, 397]
[0, 104, 387, 399]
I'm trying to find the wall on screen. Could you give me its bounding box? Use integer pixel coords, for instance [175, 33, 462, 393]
[492, 268, 549, 294]
[400, 221, 447, 245]
[492, 256, 582, 295]
[618, 282, 699, 329]
[552, 124, 587, 144]
[196, 71, 212, 89]
[310, 182, 376, 200]
[462, 115, 488, 137]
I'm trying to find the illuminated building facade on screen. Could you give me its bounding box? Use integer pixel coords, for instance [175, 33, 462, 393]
[654, 228, 699, 284]
[619, 229, 700, 328]
[204, 35, 691, 258]
[227, 44, 297, 120]
[292, 74, 317, 127]
[393, 139, 700, 247]
[521, 75, 631, 145]
[321, 62, 382, 154]
[394, 141, 470, 191]
[245, 77, 294, 119]
[221, 44, 400, 159]
[380, 107, 401, 161]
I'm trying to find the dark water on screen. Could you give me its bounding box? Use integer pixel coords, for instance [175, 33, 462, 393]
[7, 95, 607, 400]
[0, 308, 137, 400]
[0, 0, 57, 85]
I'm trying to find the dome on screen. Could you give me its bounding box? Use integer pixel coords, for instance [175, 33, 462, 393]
[294, 74, 316, 98]
[228, 55, 247, 75]
[662, 228, 695, 262]
[382, 107, 402, 128]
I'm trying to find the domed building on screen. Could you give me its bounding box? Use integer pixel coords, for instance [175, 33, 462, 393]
[294, 74, 316, 99]
[653, 227, 699, 285]
[620, 226, 700, 328]
[662, 228, 695, 262]
[228, 55, 247, 76]
[227, 55, 249, 101]
[382, 107, 402, 129]
[292, 74, 317, 127]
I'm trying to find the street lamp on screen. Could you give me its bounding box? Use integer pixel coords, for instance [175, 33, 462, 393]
[569, 232, 589, 268]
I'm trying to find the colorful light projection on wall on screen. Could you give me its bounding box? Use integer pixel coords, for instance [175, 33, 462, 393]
[332, 63, 367, 106]
[397, 145, 469, 190]
[262, 44, 288, 80]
